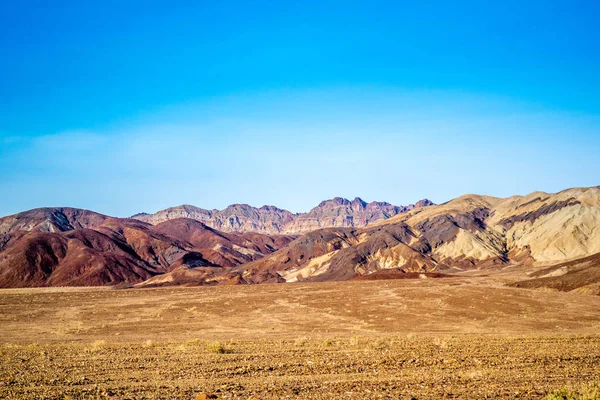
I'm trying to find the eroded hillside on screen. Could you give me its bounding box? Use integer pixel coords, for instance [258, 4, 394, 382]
[1, 186, 599, 292]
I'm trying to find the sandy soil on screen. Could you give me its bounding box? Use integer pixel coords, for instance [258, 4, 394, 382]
[0, 278, 599, 398]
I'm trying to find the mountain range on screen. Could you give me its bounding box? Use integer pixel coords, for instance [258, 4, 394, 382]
[132, 197, 434, 235]
[1, 187, 599, 294]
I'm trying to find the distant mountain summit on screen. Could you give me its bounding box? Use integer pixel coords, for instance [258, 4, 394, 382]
[132, 197, 434, 234]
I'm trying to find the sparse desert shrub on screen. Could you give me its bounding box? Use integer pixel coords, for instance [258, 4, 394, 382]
[406, 332, 418, 341]
[321, 339, 333, 347]
[87, 340, 107, 353]
[206, 341, 230, 354]
[433, 336, 450, 349]
[545, 389, 576, 400]
[370, 338, 389, 350]
[350, 336, 362, 346]
[544, 383, 600, 400]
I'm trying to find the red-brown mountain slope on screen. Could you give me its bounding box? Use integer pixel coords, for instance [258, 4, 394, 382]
[0, 209, 292, 288]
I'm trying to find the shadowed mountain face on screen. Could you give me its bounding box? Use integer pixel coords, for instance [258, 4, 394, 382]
[132, 197, 434, 235]
[1, 186, 599, 291]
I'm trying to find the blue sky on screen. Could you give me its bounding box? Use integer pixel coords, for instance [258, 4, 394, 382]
[1, 1, 599, 217]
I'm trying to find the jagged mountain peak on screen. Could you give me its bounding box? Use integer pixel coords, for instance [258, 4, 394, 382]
[259, 205, 288, 212]
[316, 197, 350, 207]
[414, 199, 434, 208]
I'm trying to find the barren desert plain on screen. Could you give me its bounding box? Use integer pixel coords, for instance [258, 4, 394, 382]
[1, 271, 599, 399]
[3, 0, 600, 397]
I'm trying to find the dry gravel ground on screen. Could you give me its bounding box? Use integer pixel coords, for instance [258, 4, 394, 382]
[1, 277, 599, 399]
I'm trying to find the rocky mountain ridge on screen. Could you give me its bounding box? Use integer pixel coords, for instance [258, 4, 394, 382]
[1, 186, 599, 294]
[132, 197, 434, 235]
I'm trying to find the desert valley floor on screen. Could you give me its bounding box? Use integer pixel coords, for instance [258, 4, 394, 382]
[1, 273, 599, 399]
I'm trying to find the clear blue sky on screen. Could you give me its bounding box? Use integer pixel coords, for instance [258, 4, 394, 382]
[1, 1, 599, 217]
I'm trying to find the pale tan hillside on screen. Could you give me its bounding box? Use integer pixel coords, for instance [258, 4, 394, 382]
[376, 186, 600, 265]
[235, 186, 600, 290]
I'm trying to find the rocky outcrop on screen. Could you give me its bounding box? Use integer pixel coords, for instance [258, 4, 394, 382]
[133, 204, 296, 234]
[133, 197, 434, 235]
